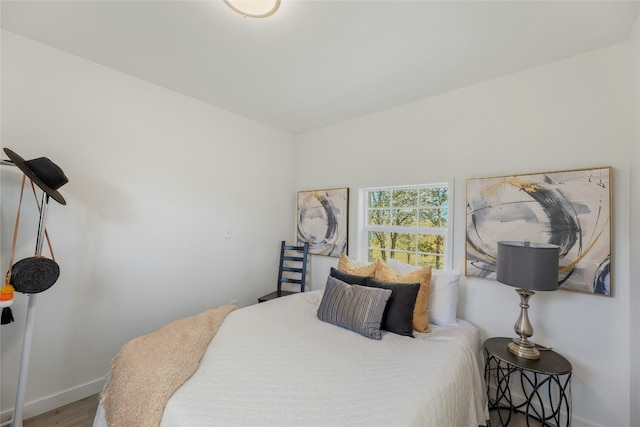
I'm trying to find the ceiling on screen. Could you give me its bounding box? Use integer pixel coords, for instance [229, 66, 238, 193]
[2, 1, 639, 134]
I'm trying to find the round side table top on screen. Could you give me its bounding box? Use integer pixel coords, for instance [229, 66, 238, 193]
[484, 337, 572, 375]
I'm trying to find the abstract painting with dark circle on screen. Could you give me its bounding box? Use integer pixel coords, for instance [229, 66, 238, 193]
[465, 167, 612, 296]
[297, 188, 349, 258]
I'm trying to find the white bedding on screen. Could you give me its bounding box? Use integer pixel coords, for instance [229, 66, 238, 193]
[95, 290, 488, 427]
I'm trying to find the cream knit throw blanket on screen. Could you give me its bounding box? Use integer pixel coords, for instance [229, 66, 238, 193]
[101, 305, 237, 427]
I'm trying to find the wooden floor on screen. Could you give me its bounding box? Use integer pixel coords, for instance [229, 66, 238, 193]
[21, 394, 99, 427]
[10, 395, 537, 427]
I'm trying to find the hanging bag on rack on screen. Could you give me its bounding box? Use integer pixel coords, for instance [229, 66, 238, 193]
[10, 257, 60, 294]
[2, 173, 61, 324]
[7, 175, 60, 293]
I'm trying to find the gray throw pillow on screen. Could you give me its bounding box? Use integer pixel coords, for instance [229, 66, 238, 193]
[317, 276, 392, 340]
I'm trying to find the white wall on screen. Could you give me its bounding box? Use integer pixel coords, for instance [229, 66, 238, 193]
[0, 31, 296, 419]
[296, 44, 632, 427]
[1, 22, 637, 427]
[627, 14, 640, 427]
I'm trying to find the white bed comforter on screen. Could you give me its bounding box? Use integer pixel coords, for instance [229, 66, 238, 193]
[95, 290, 488, 427]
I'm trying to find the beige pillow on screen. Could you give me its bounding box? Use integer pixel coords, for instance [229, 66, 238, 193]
[337, 253, 378, 277]
[375, 261, 432, 333]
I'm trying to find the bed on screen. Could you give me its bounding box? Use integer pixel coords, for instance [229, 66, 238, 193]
[93, 281, 488, 427]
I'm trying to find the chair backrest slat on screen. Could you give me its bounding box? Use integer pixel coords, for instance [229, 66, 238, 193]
[276, 240, 309, 293]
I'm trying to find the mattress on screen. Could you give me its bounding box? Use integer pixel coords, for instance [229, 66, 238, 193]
[95, 290, 488, 426]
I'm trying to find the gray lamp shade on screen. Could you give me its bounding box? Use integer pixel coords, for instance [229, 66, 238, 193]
[497, 241, 560, 291]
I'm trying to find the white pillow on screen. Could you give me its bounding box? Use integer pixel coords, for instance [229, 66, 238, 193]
[386, 259, 461, 326]
[429, 269, 461, 326]
[352, 259, 371, 268]
[385, 258, 420, 275]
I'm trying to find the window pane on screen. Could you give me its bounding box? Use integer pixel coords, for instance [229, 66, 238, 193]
[390, 232, 416, 252]
[369, 190, 391, 208]
[390, 251, 415, 265]
[418, 234, 445, 255]
[392, 208, 416, 226]
[419, 208, 447, 227]
[392, 188, 418, 208]
[369, 249, 386, 262]
[417, 253, 444, 269]
[369, 231, 391, 260]
[419, 187, 448, 207]
[441, 206, 449, 222]
[369, 209, 391, 226]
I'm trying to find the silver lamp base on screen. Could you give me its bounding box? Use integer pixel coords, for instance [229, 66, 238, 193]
[509, 288, 541, 360]
[508, 339, 540, 360]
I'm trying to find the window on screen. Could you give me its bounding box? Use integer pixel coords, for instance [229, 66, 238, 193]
[359, 183, 451, 269]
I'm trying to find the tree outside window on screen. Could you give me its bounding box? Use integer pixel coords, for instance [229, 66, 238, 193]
[363, 184, 449, 269]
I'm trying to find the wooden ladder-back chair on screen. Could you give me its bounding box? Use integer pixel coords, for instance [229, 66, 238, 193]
[258, 241, 309, 303]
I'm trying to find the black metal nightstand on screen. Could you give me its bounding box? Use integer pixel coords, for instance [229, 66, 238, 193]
[484, 337, 572, 426]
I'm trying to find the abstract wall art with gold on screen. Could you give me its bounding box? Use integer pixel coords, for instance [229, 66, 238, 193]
[297, 188, 349, 258]
[465, 167, 612, 296]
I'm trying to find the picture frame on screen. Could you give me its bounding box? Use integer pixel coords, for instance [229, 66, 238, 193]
[465, 166, 612, 296]
[297, 188, 349, 258]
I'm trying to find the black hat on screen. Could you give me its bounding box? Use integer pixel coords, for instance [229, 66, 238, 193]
[3, 148, 68, 205]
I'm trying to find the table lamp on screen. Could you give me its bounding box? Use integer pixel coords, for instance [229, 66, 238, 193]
[497, 241, 560, 360]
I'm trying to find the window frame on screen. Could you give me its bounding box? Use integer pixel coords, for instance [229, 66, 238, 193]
[357, 182, 454, 270]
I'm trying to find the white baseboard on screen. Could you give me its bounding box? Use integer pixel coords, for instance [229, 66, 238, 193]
[0, 377, 106, 423]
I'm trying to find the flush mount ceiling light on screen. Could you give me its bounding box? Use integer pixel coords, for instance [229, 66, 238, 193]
[223, 0, 281, 18]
